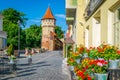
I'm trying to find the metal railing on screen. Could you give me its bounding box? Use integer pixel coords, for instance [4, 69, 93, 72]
[108, 69, 120, 80]
[85, 0, 105, 19]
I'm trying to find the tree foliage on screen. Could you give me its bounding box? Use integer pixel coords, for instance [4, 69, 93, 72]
[2, 8, 27, 27]
[2, 8, 27, 49]
[24, 24, 42, 48]
[1, 8, 64, 49]
[55, 26, 65, 39]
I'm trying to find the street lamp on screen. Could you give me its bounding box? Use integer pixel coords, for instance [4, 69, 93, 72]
[18, 20, 20, 57]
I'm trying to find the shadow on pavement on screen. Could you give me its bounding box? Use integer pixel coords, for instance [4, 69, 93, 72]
[17, 72, 36, 77]
[18, 56, 26, 59]
[35, 61, 46, 64]
[17, 68, 36, 74]
[1, 72, 36, 80]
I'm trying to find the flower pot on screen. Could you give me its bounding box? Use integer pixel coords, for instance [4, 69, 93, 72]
[69, 66, 74, 71]
[10, 59, 14, 63]
[89, 72, 95, 79]
[75, 59, 80, 64]
[83, 53, 88, 58]
[28, 55, 32, 58]
[119, 60, 120, 68]
[98, 58, 104, 60]
[94, 73, 108, 80]
[109, 59, 119, 69]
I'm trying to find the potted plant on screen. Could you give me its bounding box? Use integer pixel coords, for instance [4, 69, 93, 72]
[9, 55, 16, 63]
[75, 60, 92, 80]
[71, 52, 81, 64]
[89, 59, 108, 80]
[7, 44, 16, 63]
[77, 45, 89, 58]
[76, 69, 92, 80]
[67, 58, 77, 71]
[102, 44, 120, 68]
[88, 47, 98, 59]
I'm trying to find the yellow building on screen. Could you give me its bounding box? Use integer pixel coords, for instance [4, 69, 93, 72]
[84, 0, 120, 48]
[66, 0, 120, 49]
[66, 0, 85, 49]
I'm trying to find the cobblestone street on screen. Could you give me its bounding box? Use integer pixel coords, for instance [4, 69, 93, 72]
[0, 51, 69, 80]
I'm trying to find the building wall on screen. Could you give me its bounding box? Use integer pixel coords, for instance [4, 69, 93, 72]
[84, 0, 120, 47]
[70, 0, 86, 47]
[75, 0, 85, 46]
[41, 20, 55, 50]
[0, 14, 7, 49]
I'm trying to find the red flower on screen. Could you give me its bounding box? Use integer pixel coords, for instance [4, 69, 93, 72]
[89, 60, 108, 66]
[79, 47, 84, 53]
[87, 75, 92, 80]
[76, 70, 85, 79]
[117, 50, 120, 54]
[97, 47, 104, 53]
[86, 48, 90, 53]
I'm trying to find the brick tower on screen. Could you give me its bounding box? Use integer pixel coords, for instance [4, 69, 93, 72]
[41, 7, 56, 50]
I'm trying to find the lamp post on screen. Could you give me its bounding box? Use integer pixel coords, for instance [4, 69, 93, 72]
[18, 20, 20, 57]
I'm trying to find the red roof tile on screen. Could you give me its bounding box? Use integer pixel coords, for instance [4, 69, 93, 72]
[64, 38, 75, 44]
[42, 7, 55, 19]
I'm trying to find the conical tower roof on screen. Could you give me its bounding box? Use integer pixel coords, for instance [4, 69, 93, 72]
[42, 7, 55, 19]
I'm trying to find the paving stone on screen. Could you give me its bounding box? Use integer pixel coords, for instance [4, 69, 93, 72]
[1, 51, 69, 80]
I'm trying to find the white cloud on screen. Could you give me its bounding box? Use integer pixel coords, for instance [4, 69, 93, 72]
[55, 14, 66, 19]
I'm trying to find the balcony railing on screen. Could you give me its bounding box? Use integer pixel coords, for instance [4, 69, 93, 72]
[85, 0, 105, 20]
[0, 31, 7, 38]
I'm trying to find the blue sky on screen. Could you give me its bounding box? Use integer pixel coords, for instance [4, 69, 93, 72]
[0, 0, 68, 32]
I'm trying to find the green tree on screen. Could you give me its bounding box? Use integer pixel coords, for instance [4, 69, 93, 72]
[2, 8, 27, 26]
[20, 30, 26, 49]
[25, 24, 42, 48]
[4, 22, 19, 49]
[55, 26, 65, 39]
[2, 8, 27, 49]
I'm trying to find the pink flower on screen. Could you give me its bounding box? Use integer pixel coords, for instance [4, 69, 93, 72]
[97, 62, 103, 66]
[92, 68, 94, 71]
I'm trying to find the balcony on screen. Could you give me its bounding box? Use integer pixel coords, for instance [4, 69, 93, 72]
[66, 0, 77, 9]
[84, 0, 105, 20]
[0, 31, 7, 39]
[66, 0, 77, 24]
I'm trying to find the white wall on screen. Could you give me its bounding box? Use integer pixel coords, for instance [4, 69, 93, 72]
[85, 28, 89, 48]
[107, 10, 114, 45]
[92, 18, 101, 47]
